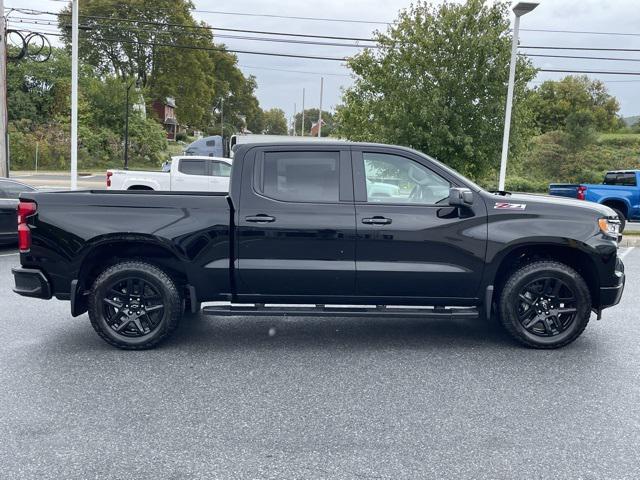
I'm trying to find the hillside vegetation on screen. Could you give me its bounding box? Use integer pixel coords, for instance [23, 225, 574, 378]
[505, 133, 640, 193]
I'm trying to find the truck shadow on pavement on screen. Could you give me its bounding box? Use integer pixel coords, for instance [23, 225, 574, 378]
[162, 313, 519, 351]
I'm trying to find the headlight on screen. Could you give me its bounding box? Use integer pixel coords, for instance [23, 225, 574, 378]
[599, 218, 620, 238]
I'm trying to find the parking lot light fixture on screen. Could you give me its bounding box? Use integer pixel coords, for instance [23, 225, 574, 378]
[498, 1, 539, 192]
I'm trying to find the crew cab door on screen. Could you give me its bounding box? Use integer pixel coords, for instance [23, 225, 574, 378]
[352, 147, 487, 301]
[236, 146, 356, 298]
[171, 158, 210, 191]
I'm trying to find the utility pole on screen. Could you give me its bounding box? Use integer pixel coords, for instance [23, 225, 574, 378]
[70, 0, 79, 189]
[0, 0, 9, 178]
[317, 77, 324, 137]
[123, 79, 133, 170]
[220, 97, 224, 137]
[301, 88, 305, 136]
[293, 102, 296, 135]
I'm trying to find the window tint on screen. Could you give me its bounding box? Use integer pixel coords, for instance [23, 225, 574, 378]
[205, 140, 216, 147]
[211, 161, 231, 177]
[258, 151, 340, 202]
[363, 152, 450, 204]
[179, 159, 207, 176]
[604, 173, 636, 186]
[0, 180, 34, 199]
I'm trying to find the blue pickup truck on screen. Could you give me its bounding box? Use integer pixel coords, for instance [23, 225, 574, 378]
[549, 170, 639, 231]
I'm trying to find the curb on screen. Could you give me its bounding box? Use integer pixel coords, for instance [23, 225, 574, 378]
[620, 236, 640, 247]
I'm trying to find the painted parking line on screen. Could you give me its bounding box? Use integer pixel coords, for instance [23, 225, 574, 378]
[619, 247, 634, 260]
[0, 252, 19, 257]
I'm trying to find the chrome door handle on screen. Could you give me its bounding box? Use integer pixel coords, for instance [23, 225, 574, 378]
[245, 214, 276, 223]
[362, 216, 392, 225]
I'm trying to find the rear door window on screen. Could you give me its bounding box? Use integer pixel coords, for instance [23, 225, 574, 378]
[256, 151, 340, 203]
[179, 159, 208, 176]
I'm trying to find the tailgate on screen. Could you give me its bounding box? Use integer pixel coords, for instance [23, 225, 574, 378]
[548, 183, 579, 198]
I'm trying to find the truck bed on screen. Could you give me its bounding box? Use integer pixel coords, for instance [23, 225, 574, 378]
[548, 183, 580, 198]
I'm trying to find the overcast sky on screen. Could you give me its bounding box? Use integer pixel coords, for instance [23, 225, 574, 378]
[9, 0, 640, 123]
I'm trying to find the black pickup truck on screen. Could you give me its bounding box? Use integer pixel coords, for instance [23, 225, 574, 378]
[13, 142, 625, 349]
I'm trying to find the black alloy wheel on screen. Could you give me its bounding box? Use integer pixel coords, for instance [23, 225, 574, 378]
[499, 260, 592, 349]
[102, 276, 165, 337]
[516, 277, 578, 337]
[88, 261, 182, 349]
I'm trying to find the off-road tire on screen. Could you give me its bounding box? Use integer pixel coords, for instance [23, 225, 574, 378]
[499, 260, 591, 349]
[88, 261, 182, 350]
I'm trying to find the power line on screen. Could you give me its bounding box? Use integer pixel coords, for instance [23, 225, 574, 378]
[14, 28, 350, 61]
[10, 6, 640, 40]
[9, 17, 379, 49]
[8, 23, 354, 76]
[521, 27, 640, 37]
[538, 68, 640, 76]
[14, 7, 640, 50]
[190, 9, 389, 25]
[6, 3, 391, 24]
[239, 64, 351, 77]
[531, 79, 640, 83]
[8, 8, 380, 42]
[522, 53, 640, 63]
[521, 45, 640, 52]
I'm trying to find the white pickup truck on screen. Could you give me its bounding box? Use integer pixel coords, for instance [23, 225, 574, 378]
[106, 156, 232, 191]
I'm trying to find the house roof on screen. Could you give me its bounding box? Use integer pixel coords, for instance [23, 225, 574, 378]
[165, 97, 176, 108]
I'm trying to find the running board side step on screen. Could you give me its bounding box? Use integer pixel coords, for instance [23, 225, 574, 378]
[202, 304, 479, 319]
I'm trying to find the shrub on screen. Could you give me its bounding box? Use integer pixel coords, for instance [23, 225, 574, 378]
[505, 176, 548, 193]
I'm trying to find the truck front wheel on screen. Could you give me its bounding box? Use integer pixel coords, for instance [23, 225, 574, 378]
[499, 261, 592, 349]
[88, 261, 182, 349]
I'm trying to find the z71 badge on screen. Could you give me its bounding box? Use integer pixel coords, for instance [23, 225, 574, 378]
[494, 202, 526, 210]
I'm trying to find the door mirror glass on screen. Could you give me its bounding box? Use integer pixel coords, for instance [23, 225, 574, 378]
[448, 187, 474, 206]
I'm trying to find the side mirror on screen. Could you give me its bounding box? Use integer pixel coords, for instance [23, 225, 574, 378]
[448, 187, 474, 207]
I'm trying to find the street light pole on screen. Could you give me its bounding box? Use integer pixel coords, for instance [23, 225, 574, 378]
[301, 88, 305, 136]
[123, 79, 134, 170]
[317, 77, 323, 137]
[220, 97, 224, 137]
[0, 0, 9, 178]
[498, 2, 538, 192]
[70, 0, 79, 189]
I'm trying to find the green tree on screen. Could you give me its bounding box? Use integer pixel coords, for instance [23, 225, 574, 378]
[335, 0, 536, 180]
[294, 109, 336, 137]
[57, 0, 261, 131]
[564, 109, 597, 151]
[531, 75, 620, 133]
[7, 47, 167, 170]
[262, 108, 288, 135]
[7, 47, 72, 122]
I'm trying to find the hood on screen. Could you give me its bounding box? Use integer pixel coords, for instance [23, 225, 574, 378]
[492, 192, 615, 217]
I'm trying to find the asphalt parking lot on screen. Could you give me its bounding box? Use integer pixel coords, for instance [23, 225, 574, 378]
[0, 246, 638, 479]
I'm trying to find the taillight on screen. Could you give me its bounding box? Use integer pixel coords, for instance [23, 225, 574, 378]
[106, 171, 113, 187]
[17, 201, 37, 253]
[577, 186, 587, 200]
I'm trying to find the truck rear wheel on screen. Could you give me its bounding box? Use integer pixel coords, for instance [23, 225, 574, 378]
[88, 261, 182, 350]
[499, 261, 591, 349]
